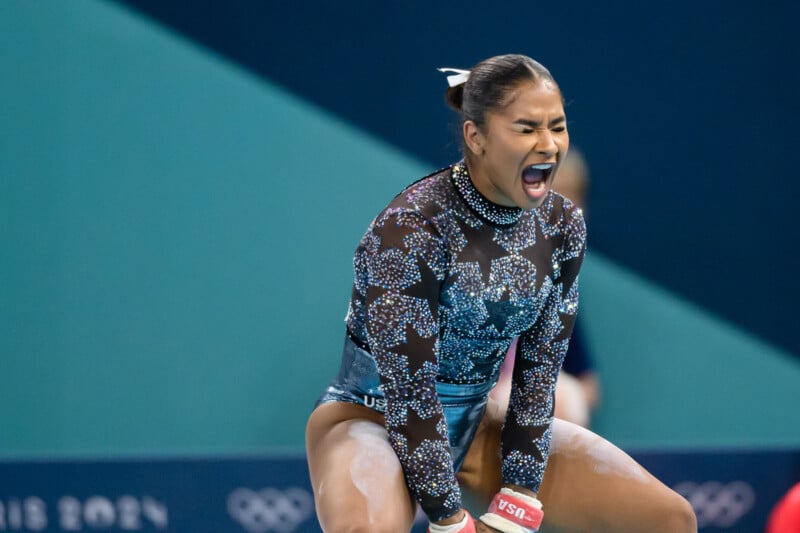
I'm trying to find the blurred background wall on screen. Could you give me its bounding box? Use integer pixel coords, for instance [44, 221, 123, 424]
[2, 0, 799, 461]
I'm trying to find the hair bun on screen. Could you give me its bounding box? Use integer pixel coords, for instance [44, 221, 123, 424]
[445, 84, 465, 111]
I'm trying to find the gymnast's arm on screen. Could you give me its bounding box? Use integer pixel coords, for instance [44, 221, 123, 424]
[363, 209, 466, 523]
[499, 207, 586, 501]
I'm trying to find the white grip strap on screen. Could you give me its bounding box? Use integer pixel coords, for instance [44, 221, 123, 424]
[500, 488, 543, 509]
[479, 513, 534, 533]
[428, 511, 471, 533]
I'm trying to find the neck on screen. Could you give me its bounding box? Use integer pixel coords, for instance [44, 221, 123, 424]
[464, 156, 496, 203]
[451, 161, 523, 227]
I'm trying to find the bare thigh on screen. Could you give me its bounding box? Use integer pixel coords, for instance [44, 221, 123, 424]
[306, 401, 417, 533]
[458, 399, 697, 533]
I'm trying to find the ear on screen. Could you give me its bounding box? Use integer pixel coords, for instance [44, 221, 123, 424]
[463, 120, 485, 157]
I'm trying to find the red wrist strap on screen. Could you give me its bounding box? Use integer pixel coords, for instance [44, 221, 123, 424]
[462, 512, 476, 533]
[487, 492, 544, 530]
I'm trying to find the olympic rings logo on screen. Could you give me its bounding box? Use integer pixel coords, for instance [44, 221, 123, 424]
[227, 487, 314, 533]
[673, 481, 755, 528]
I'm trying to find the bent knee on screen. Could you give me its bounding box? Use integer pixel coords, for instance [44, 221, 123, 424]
[659, 491, 698, 533]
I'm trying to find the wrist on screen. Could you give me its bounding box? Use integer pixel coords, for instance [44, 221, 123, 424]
[479, 488, 544, 532]
[429, 510, 475, 533]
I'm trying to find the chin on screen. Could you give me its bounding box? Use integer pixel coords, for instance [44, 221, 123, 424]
[521, 192, 549, 210]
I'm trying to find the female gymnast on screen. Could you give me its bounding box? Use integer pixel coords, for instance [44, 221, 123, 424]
[306, 54, 697, 533]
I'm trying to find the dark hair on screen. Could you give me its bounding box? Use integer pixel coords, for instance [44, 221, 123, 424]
[445, 54, 559, 128]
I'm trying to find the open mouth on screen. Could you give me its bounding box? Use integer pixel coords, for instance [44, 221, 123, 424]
[521, 163, 554, 199]
[522, 163, 554, 184]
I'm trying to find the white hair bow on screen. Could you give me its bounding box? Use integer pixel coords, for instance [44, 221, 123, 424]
[437, 67, 470, 87]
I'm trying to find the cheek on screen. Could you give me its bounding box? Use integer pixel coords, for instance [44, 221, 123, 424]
[559, 134, 570, 153]
[490, 139, 526, 165]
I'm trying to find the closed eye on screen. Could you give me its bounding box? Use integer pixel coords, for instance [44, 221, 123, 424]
[514, 117, 567, 133]
[517, 126, 566, 134]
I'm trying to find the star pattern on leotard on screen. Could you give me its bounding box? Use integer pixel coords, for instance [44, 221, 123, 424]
[339, 166, 587, 521]
[403, 255, 441, 322]
[454, 217, 508, 286]
[502, 432, 551, 486]
[367, 291, 437, 348]
[386, 421, 463, 515]
[400, 322, 438, 377]
[513, 424, 549, 460]
[535, 192, 562, 240]
[518, 227, 557, 293]
[512, 367, 558, 427]
[483, 294, 525, 335]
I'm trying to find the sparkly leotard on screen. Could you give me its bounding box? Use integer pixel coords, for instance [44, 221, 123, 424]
[318, 162, 586, 521]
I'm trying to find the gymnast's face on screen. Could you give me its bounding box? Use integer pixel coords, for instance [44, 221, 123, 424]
[464, 80, 568, 210]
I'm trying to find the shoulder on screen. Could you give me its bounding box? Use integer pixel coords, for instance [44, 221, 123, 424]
[374, 166, 455, 229]
[399, 165, 453, 195]
[548, 192, 586, 242]
[390, 165, 452, 210]
[563, 195, 587, 238]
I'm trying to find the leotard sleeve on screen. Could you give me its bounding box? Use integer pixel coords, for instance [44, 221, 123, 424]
[500, 206, 586, 492]
[361, 208, 461, 521]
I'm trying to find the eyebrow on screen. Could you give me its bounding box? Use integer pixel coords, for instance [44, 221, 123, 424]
[513, 116, 566, 128]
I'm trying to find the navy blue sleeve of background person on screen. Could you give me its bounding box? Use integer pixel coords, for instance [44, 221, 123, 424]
[560, 320, 593, 377]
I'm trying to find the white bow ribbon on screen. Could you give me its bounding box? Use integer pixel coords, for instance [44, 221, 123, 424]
[437, 67, 470, 87]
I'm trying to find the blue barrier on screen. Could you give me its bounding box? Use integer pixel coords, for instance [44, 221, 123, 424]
[1, 450, 798, 532]
[0, 456, 316, 532]
[634, 449, 800, 532]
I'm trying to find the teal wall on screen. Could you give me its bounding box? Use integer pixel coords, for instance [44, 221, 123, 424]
[0, 0, 426, 457]
[2, 0, 798, 458]
[582, 256, 800, 449]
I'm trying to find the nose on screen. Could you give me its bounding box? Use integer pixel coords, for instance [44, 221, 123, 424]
[534, 129, 557, 157]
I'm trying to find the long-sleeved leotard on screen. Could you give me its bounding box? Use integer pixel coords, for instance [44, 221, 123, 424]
[344, 162, 586, 521]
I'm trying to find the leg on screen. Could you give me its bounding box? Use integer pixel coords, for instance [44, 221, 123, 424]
[457, 398, 697, 532]
[538, 419, 697, 532]
[306, 401, 417, 533]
